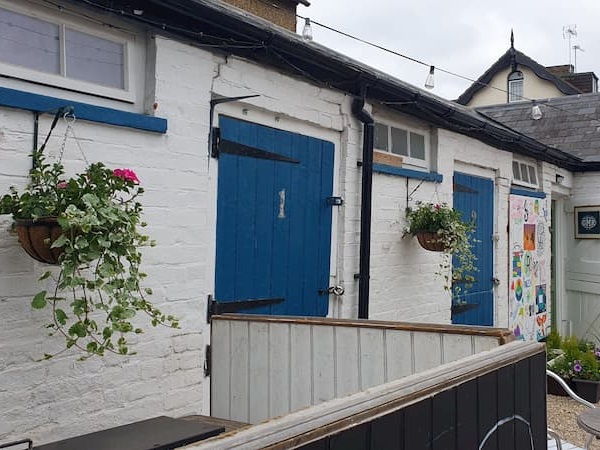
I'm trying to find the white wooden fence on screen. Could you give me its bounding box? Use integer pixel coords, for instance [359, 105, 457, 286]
[210, 315, 513, 424]
[195, 340, 543, 450]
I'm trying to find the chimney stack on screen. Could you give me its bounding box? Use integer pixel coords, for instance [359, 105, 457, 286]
[221, 0, 310, 32]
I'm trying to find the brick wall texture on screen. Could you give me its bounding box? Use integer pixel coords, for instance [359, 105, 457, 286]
[0, 19, 565, 445]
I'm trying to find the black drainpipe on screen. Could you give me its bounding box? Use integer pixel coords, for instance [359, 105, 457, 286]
[351, 93, 374, 319]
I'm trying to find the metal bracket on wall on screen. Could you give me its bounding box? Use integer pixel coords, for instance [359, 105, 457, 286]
[207, 94, 260, 164]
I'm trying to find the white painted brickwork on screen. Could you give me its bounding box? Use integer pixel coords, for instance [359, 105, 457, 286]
[0, 13, 557, 446]
[562, 173, 600, 339]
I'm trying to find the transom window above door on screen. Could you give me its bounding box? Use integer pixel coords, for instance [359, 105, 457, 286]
[512, 160, 539, 188]
[374, 122, 428, 169]
[0, 3, 134, 101]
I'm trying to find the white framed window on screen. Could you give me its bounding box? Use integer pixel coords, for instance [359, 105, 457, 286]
[374, 121, 428, 169]
[508, 70, 524, 103]
[512, 160, 539, 188]
[0, 2, 135, 102]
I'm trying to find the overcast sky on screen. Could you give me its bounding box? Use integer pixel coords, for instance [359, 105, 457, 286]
[297, 1, 600, 100]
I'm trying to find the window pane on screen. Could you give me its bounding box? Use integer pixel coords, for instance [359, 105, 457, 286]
[409, 132, 425, 160]
[512, 161, 520, 180]
[374, 123, 388, 151]
[390, 127, 408, 156]
[509, 79, 523, 102]
[520, 163, 530, 183]
[65, 28, 124, 89]
[528, 166, 537, 185]
[0, 7, 60, 74]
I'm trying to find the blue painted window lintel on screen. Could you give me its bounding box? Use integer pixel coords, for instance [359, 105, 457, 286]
[510, 187, 546, 199]
[0, 86, 167, 133]
[373, 163, 443, 183]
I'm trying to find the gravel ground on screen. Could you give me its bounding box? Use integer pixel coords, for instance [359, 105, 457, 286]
[547, 394, 600, 449]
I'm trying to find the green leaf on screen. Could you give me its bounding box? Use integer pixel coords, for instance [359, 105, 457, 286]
[68, 321, 87, 338]
[86, 342, 98, 353]
[55, 308, 68, 325]
[39, 271, 52, 281]
[51, 234, 68, 249]
[103, 327, 113, 340]
[32, 291, 47, 309]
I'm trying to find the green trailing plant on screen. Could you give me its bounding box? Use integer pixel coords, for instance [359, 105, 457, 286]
[0, 148, 179, 359]
[403, 201, 478, 294]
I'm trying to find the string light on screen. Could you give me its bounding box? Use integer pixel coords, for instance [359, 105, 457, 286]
[424, 66, 435, 90]
[37, 0, 597, 127]
[295, 13, 600, 126]
[302, 18, 313, 41]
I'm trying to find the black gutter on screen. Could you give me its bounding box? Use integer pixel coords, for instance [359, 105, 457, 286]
[352, 93, 374, 320]
[74, 0, 586, 171]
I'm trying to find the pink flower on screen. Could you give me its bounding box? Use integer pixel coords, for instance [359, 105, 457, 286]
[113, 168, 140, 184]
[57, 181, 68, 189]
[435, 204, 441, 210]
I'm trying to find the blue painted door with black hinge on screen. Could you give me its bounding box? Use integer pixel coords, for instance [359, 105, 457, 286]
[215, 116, 334, 316]
[452, 172, 494, 326]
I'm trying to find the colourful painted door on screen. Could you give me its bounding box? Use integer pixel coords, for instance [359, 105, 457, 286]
[214, 116, 334, 316]
[452, 172, 494, 326]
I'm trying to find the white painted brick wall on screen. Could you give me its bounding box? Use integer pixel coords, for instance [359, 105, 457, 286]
[0, 10, 564, 445]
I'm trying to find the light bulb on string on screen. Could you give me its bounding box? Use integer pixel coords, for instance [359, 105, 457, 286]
[424, 66, 435, 90]
[302, 18, 313, 41]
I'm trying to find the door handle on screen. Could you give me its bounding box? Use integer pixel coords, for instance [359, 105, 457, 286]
[318, 286, 344, 296]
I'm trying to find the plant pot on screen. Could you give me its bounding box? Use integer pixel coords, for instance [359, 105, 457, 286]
[415, 230, 448, 252]
[546, 373, 573, 397]
[14, 217, 64, 265]
[573, 379, 600, 403]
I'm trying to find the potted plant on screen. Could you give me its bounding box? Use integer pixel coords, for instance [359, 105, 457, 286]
[0, 147, 179, 359]
[403, 201, 477, 292]
[546, 333, 600, 402]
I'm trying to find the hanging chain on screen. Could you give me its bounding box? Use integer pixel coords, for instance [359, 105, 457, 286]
[57, 112, 90, 166]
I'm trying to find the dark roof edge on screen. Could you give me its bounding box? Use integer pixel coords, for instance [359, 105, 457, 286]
[456, 48, 581, 105]
[76, 0, 586, 172]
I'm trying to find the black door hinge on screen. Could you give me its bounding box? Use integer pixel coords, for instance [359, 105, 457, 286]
[206, 294, 284, 323]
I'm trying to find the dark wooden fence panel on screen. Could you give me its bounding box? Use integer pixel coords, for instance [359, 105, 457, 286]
[496, 364, 516, 449]
[370, 410, 403, 450]
[432, 389, 456, 450]
[478, 371, 498, 450]
[299, 351, 545, 450]
[456, 379, 478, 449]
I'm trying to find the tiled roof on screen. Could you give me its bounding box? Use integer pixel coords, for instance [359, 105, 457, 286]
[477, 93, 600, 162]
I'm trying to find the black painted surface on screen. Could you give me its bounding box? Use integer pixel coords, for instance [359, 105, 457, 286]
[456, 379, 478, 450]
[478, 372, 498, 450]
[370, 410, 403, 450]
[298, 351, 545, 450]
[496, 365, 516, 449]
[432, 389, 456, 450]
[33, 416, 223, 450]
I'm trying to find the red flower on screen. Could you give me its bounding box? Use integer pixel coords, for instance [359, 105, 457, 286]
[113, 168, 140, 184]
[57, 181, 68, 189]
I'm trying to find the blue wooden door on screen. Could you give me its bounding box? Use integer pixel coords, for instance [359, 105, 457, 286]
[215, 116, 334, 316]
[452, 172, 494, 326]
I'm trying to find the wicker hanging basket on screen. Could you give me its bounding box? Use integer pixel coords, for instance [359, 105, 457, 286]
[14, 217, 64, 264]
[415, 230, 448, 252]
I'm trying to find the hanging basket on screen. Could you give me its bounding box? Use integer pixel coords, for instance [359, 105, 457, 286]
[415, 230, 448, 252]
[14, 217, 64, 264]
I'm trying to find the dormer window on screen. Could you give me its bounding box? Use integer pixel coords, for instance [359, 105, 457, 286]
[508, 70, 524, 102]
